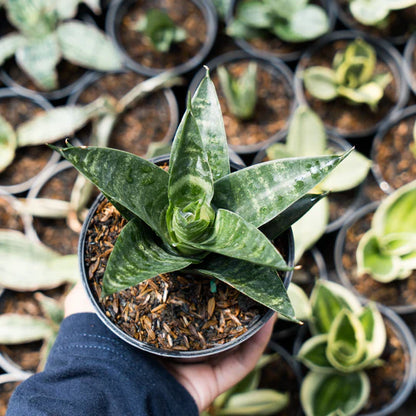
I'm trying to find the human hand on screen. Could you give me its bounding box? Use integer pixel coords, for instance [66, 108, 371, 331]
[64, 281, 95, 317]
[162, 314, 277, 413]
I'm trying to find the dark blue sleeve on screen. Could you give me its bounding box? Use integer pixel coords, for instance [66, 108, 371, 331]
[6, 313, 198, 416]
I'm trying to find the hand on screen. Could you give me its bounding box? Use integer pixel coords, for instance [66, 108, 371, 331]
[162, 314, 277, 413]
[64, 281, 95, 317]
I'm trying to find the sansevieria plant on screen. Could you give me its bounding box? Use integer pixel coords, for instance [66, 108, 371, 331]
[51, 69, 350, 322]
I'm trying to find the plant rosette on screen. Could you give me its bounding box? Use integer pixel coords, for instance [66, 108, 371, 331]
[294, 280, 416, 416]
[371, 105, 416, 195]
[68, 70, 179, 157]
[225, 0, 337, 63]
[105, 0, 217, 77]
[188, 51, 296, 155]
[0, 89, 60, 195]
[334, 0, 416, 46]
[294, 30, 409, 140]
[335, 196, 416, 315]
[51, 69, 350, 359]
[404, 32, 416, 96]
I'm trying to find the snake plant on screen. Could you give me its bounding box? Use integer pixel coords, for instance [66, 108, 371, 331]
[303, 38, 392, 111]
[0, 0, 123, 90]
[51, 69, 350, 320]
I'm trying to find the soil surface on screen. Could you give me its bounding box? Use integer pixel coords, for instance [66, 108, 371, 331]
[119, 0, 207, 70]
[0, 196, 23, 231]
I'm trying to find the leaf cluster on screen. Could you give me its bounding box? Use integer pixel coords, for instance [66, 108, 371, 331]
[298, 280, 386, 416]
[0, 0, 123, 90]
[303, 38, 392, 110]
[356, 180, 416, 283]
[227, 0, 330, 44]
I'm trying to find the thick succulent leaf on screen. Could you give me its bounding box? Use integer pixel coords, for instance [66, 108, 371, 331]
[194, 255, 297, 321]
[303, 67, 338, 101]
[319, 150, 371, 192]
[102, 218, 196, 297]
[386, 0, 416, 9]
[57, 21, 123, 71]
[300, 371, 370, 416]
[359, 303, 386, 361]
[17, 105, 99, 147]
[226, 19, 264, 40]
[287, 282, 312, 321]
[15, 33, 60, 90]
[286, 106, 326, 157]
[297, 334, 333, 372]
[191, 209, 290, 270]
[0, 114, 16, 173]
[260, 193, 327, 241]
[56, 0, 101, 19]
[265, 143, 294, 160]
[309, 280, 362, 335]
[16, 197, 70, 218]
[267, 0, 307, 19]
[337, 83, 384, 109]
[380, 232, 416, 256]
[349, 0, 390, 25]
[235, 0, 273, 28]
[219, 389, 289, 415]
[213, 151, 352, 228]
[50, 145, 171, 242]
[0, 314, 52, 344]
[0, 32, 26, 65]
[0, 231, 78, 290]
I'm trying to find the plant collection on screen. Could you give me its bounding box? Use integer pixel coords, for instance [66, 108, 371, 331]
[1, 0, 416, 414]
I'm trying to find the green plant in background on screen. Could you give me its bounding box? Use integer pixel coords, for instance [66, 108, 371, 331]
[132, 8, 187, 52]
[356, 180, 416, 283]
[302, 38, 392, 111]
[217, 62, 258, 120]
[212, 0, 232, 20]
[227, 0, 330, 43]
[298, 280, 386, 416]
[348, 0, 416, 27]
[0, 0, 123, 90]
[51, 68, 351, 320]
[265, 106, 371, 262]
[201, 354, 289, 415]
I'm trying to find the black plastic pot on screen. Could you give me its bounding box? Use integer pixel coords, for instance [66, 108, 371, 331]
[105, 0, 218, 77]
[0, 89, 60, 195]
[294, 30, 409, 140]
[79, 157, 295, 360]
[188, 50, 296, 155]
[403, 32, 416, 96]
[371, 105, 416, 196]
[225, 0, 337, 63]
[335, 202, 416, 315]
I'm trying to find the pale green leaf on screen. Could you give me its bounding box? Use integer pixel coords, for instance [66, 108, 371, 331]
[337, 83, 384, 109]
[297, 334, 333, 372]
[303, 67, 338, 101]
[16, 197, 70, 218]
[265, 143, 294, 160]
[359, 303, 386, 361]
[350, 0, 390, 25]
[235, 0, 273, 28]
[56, 0, 101, 19]
[267, 0, 308, 19]
[0, 32, 26, 65]
[0, 314, 52, 344]
[385, 0, 416, 9]
[34, 292, 64, 325]
[0, 114, 17, 173]
[287, 282, 312, 321]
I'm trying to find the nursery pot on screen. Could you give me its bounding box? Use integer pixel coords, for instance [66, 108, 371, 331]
[404, 32, 416, 97]
[371, 105, 416, 195]
[105, 0, 218, 77]
[79, 157, 295, 360]
[294, 30, 409, 140]
[188, 50, 296, 155]
[335, 202, 416, 315]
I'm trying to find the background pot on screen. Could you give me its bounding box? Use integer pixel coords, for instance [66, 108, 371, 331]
[105, 0, 218, 77]
[294, 30, 409, 141]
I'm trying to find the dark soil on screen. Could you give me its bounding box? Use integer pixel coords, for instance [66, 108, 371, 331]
[299, 40, 399, 136]
[0, 97, 51, 187]
[0, 196, 23, 231]
[119, 0, 207, 70]
[211, 59, 293, 149]
[341, 211, 416, 309]
[84, 198, 285, 352]
[372, 114, 416, 191]
[75, 72, 175, 156]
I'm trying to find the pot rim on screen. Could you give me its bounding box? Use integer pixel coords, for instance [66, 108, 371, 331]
[105, 0, 218, 77]
[225, 0, 337, 62]
[370, 104, 416, 195]
[294, 30, 409, 140]
[403, 32, 416, 96]
[78, 157, 295, 360]
[188, 50, 296, 155]
[334, 201, 416, 315]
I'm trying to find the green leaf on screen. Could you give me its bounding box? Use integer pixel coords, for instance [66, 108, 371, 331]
[359, 303, 386, 361]
[337, 82, 384, 110]
[50, 145, 171, 242]
[0, 231, 78, 290]
[265, 143, 294, 160]
[195, 255, 298, 321]
[266, 0, 308, 20]
[56, 0, 101, 19]
[234, 0, 273, 28]
[16, 197, 70, 218]
[191, 68, 230, 181]
[287, 282, 312, 321]
[102, 218, 196, 297]
[303, 67, 338, 101]
[214, 151, 352, 228]
[0, 32, 26, 65]
[15, 32, 60, 90]
[300, 371, 370, 416]
[57, 21, 123, 71]
[226, 19, 264, 40]
[349, 0, 390, 25]
[0, 114, 17, 173]
[297, 334, 333, 371]
[0, 314, 52, 344]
